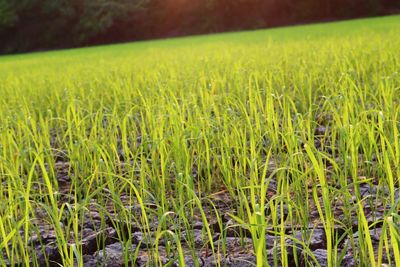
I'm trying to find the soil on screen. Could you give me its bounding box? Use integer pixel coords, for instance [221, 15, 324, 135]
[3, 130, 399, 267]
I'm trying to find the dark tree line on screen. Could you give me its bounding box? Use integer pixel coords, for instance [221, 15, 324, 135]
[0, 0, 399, 54]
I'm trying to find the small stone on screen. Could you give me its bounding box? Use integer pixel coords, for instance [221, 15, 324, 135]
[315, 126, 327, 135]
[285, 228, 326, 251]
[302, 249, 328, 267]
[95, 242, 137, 266]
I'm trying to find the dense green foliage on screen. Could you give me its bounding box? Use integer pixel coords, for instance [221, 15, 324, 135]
[0, 0, 399, 54]
[0, 16, 399, 266]
[0, 0, 145, 53]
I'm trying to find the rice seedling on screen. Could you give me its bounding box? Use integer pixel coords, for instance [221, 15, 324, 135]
[0, 14, 399, 266]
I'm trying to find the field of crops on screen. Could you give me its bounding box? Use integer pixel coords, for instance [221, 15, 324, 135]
[0, 15, 399, 267]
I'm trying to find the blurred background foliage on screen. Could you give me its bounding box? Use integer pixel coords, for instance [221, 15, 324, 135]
[0, 0, 399, 54]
